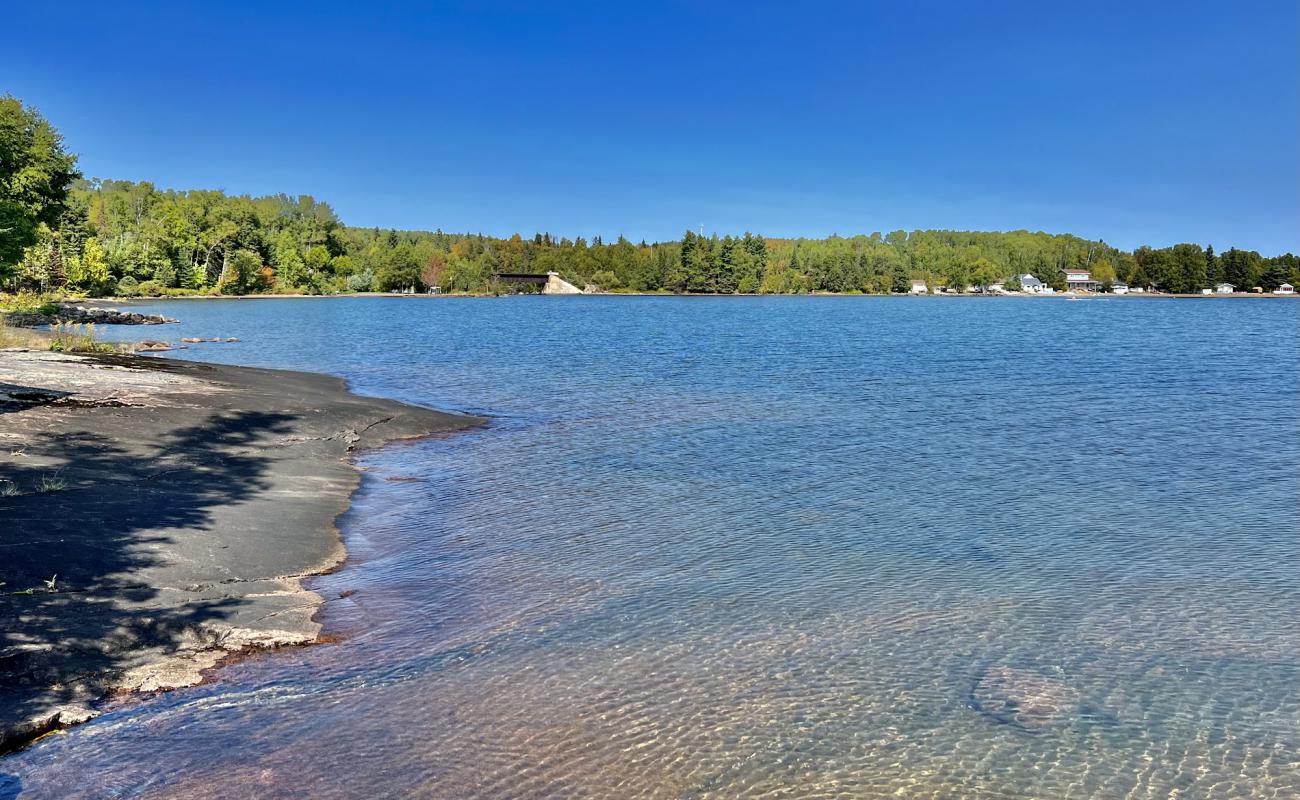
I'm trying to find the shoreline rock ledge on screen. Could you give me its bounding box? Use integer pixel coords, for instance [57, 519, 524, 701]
[0, 350, 483, 753]
[2, 305, 178, 327]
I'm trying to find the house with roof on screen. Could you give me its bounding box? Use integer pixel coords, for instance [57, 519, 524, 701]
[1274, 283, 1295, 295]
[1061, 267, 1100, 292]
[1016, 274, 1046, 294]
[909, 279, 927, 294]
[1215, 283, 1235, 294]
[1111, 282, 1130, 294]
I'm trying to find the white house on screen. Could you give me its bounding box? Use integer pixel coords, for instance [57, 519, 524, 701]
[1215, 283, 1235, 294]
[1111, 282, 1129, 295]
[1017, 274, 1045, 294]
[1061, 268, 1100, 292]
[909, 279, 928, 294]
[1200, 288, 1213, 295]
[1274, 283, 1295, 295]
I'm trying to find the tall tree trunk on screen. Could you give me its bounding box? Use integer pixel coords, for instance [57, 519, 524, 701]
[50, 233, 66, 288]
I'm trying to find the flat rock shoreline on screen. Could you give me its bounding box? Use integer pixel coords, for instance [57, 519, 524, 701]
[0, 350, 483, 752]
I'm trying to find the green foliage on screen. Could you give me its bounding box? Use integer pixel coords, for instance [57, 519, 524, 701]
[344, 269, 375, 292]
[4, 96, 1296, 298]
[219, 248, 263, 295]
[0, 96, 81, 278]
[47, 320, 119, 353]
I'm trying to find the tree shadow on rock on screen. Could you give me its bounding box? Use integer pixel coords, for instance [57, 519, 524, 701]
[0, 410, 297, 751]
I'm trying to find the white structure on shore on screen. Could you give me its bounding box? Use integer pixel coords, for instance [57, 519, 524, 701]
[1061, 268, 1100, 292]
[1111, 282, 1130, 294]
[1274, 283, 1295, 295]
[1017, 274, 1046, 294]
[909, 279, 927, 294]
[543, 271, 583, 295]
[1215, 283, 1235, 294]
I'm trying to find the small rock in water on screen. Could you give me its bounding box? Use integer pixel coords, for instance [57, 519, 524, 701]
[209, 337, 222, 342]
[136, 340, 172, 352]
[180, 337, 203, 343]
[969, 666, 1080, 731]
[226, 337, 239, 342]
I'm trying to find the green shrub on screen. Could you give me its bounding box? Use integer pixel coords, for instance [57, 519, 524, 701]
[47, 321, 119, 353]
[0, 292, 62, 315]
[136, 280, 164, 296]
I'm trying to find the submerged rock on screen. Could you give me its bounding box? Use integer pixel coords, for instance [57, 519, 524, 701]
[969, 665, 1081, 731]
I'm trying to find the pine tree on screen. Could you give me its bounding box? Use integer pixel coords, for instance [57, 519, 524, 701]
[1205, 244, 1221, 285]
[666, 230, 693, 292]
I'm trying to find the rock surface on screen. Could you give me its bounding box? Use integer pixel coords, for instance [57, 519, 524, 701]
[2, 305, 176, 327]
[969, 665, 1082, 731]
[0, 351, 483, 751]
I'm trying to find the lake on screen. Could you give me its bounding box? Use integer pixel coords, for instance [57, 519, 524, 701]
[5, 295, 1299, 798]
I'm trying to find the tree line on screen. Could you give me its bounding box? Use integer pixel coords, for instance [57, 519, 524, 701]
[4, 95, 1297, 297]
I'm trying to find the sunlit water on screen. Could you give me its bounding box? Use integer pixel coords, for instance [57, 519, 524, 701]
[5, 296, 1299, 799]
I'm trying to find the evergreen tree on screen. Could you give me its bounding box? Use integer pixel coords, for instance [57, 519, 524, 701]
[1205, 244, 1221, 285]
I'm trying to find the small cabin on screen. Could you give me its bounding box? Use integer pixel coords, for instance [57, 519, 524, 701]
[1111, 282, 1129, 295]
[1017, 274, 1045, 294]
[1274, 283, 1295, 295]
[909, 279, 927, 294]
[1215, 283, 1234, 294]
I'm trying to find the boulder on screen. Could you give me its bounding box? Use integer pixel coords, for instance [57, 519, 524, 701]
[50, 306, 177, 325]
[969, 666, 1080, 731]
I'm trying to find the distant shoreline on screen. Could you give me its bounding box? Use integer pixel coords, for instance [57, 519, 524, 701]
[79, 291, 1299, 303]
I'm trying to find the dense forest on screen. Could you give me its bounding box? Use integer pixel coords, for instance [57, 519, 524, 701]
[4, 95, 1297, 297]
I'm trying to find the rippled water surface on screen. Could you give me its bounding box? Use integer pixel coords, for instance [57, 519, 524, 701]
[6, 296, 1299, 798]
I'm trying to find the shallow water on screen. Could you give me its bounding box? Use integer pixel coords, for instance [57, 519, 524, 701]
[5, 296, 1299, 798]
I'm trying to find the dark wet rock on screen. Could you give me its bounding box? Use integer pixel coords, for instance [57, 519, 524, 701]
[969, 665, 1081, 731]
[2, 306, 175, 327]
[0, 311, 52, 327]
[0, 350, 484, 752]
[54, 306, 176, 326]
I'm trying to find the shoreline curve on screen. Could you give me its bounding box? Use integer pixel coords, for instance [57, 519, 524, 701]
[0, 350, 483, 753]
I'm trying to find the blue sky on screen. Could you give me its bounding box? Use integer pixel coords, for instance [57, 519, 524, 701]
[5, 1, 1297, 253]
